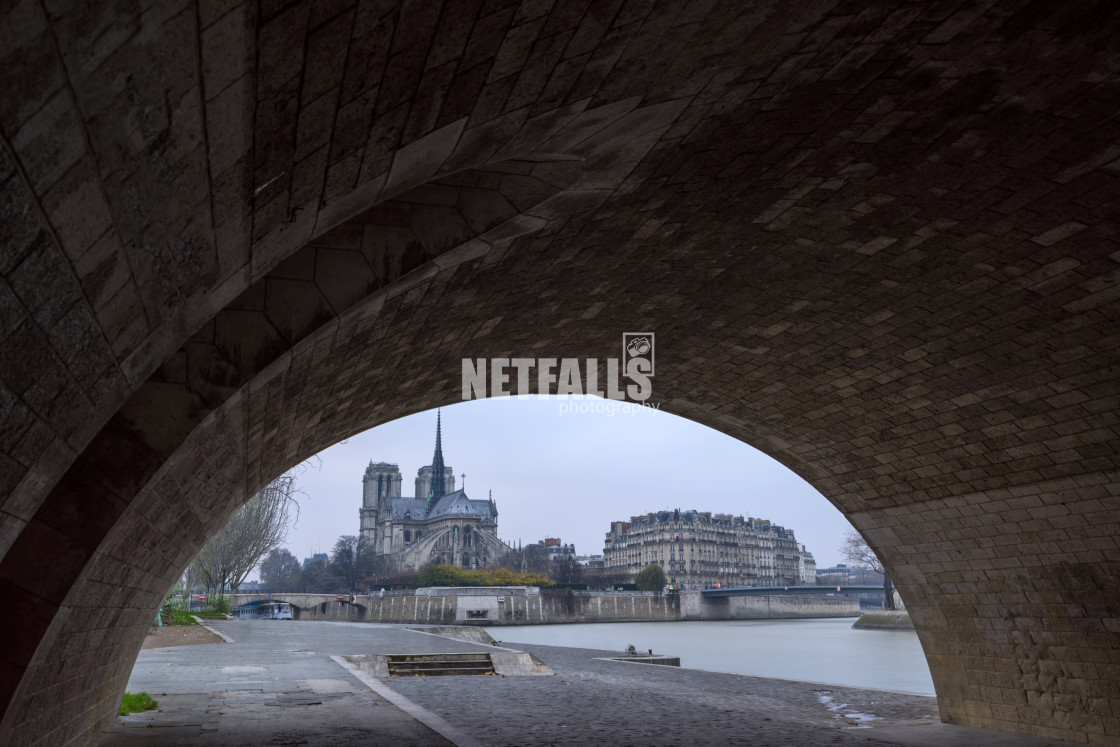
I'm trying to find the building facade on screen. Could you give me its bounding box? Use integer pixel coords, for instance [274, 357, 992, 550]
[603, 509, 816, 589]
[798, 544, 817, 584]
[359, 413, 511, 571]
[535, 537, 576, 563]
[815, 563, 882, 586]
[575, 554, 605, 570]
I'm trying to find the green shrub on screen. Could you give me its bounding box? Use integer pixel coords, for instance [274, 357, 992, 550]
[415, 564, 554, 588]
[119, 692, 159, 716]
[160, 593, 183, 622]
[164, 608, 198, 626]
[635, 563, 667, 591]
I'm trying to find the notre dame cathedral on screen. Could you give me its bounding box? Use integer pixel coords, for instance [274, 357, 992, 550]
[359, 412, 511, 571]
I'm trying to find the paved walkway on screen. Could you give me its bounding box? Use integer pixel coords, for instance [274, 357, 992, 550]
[94, 621, 476, 745]
[97, 620, 1079, 746]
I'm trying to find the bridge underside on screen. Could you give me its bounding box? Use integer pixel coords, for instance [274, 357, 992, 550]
[1, 1, 1118, 744]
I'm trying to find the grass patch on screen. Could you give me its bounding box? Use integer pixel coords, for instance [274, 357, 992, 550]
[193, 611, 226, 618]
[163, 608, 198, 626]
[119, 692, 159, 716]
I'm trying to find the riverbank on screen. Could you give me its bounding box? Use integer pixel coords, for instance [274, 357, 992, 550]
[232, 587, 862, 625]
[98, 620, 1076, 747]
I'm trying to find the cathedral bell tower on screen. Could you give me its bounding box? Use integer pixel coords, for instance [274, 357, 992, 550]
[360, 461, 401, 547]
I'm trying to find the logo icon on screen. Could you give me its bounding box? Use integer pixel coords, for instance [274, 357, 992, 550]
[623, 332, 655, 375]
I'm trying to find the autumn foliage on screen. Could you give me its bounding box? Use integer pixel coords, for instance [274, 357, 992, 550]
[416, 564, 554, 588]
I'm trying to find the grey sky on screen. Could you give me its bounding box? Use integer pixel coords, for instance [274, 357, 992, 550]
[279, 396, 854, 571]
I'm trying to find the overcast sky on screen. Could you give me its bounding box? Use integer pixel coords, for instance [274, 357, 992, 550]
[277, 396, 854, 572]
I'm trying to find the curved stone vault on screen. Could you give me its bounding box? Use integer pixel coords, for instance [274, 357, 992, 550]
[0, 1, 1118, 744]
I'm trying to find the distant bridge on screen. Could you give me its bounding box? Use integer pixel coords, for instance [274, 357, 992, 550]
[233, 592, 367, 611]
[700, 585, 884, 598]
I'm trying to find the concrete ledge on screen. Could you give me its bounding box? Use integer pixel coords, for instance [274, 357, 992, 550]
[190, 616, 236, 642]
[852, 610, 913, 631]
[406, 626, 500, 645]
[608, 655, 681, 667]
[349, 653, 390, 678]
[491, 650, 552, 676]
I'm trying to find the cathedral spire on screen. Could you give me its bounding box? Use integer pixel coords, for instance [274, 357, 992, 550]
[430, 410, 446, 501]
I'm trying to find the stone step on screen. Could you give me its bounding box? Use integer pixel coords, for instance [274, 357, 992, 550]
[389, 659, 493, 669]
[386, 653, 495, 677]
[389, 665, 495, 677]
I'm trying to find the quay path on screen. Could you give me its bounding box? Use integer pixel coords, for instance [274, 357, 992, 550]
[96, 619, 1076, 746]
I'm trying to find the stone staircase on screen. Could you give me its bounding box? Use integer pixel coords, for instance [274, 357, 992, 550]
[386, 652, 496, 677]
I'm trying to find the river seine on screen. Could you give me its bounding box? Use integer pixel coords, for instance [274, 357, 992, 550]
[493, 617, 935, 695]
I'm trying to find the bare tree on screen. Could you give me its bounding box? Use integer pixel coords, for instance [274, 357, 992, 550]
[841, 528, 895, 610]
[504, 544, 550, 575]
[184, 560, 207, 602]
[193, 470, 300, 605]
[260, 548, 301, 589]
[551, 554, 584, 585]
[298, 555, 332, 591]
[331, 535, 373, 591]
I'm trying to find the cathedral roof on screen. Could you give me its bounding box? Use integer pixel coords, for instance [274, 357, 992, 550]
[373, 415, 496, 526]
[391, 498, 428, 520]
[388, 489, 494, 522]
[428, 489, 493, 519]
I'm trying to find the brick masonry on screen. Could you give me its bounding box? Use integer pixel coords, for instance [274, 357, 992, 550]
[0, 1, 1118, 745]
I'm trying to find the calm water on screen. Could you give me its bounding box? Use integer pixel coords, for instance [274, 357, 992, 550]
[492, 618, 935, 695]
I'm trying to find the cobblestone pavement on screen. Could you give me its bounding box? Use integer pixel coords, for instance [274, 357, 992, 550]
[384, 640, 943, 747]
[382, 639, 1077, 747]
[97, 620, 1078, 746]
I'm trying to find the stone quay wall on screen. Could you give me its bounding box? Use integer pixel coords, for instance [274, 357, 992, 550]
[852, 610, 914, 630]
[234, 587, 860, 625]
[679, 591, 861, 620]
[234, 587, 679, 624]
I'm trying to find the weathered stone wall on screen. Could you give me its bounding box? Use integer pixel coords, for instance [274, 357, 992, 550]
[236, 588, 681, 625]
[853, 611, 914, 631]
[679, 592, 860, 621]
[236, 588, 861, 624]
[725, 595, 861, 619]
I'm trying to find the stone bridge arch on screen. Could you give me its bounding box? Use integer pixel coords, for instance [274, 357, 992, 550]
[0, 2, 1117, 745]
[231, 595, 305, 617]
[234, 593, 371, 622]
